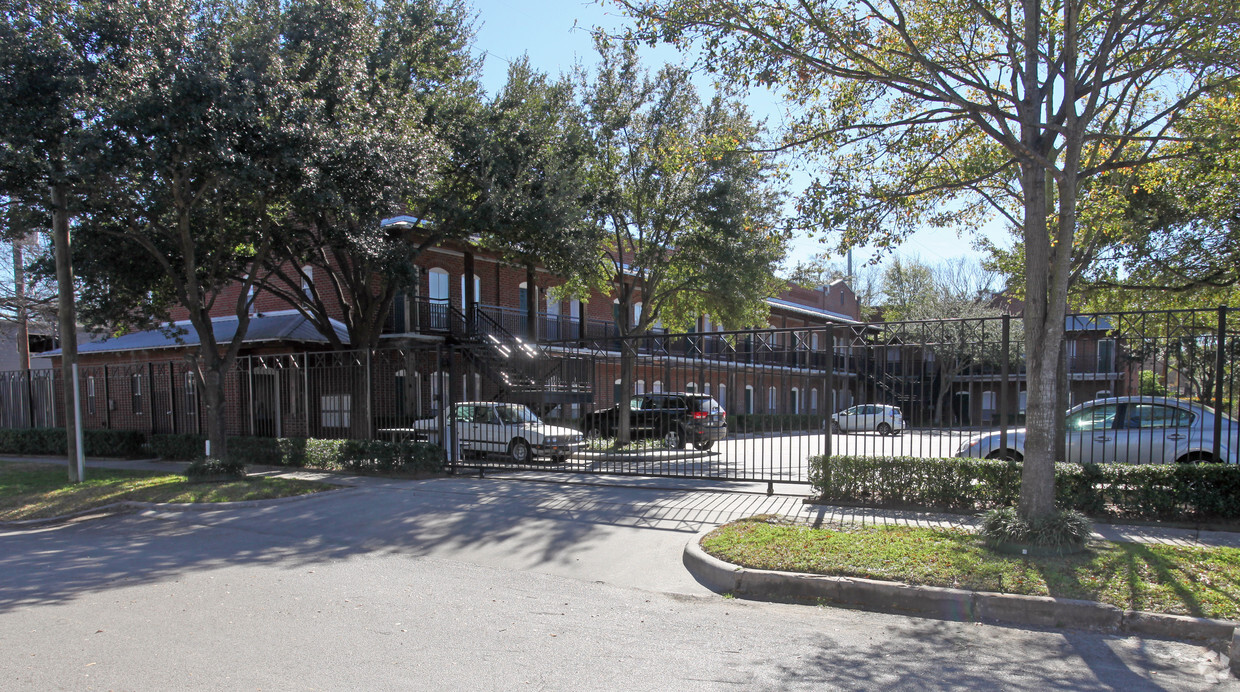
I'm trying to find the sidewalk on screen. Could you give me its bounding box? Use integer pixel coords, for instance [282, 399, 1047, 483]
[5, 454, 1239, 549]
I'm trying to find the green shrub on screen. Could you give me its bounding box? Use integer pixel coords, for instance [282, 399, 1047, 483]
[0, 427, 146, 458]
[809, 455, 1240, 522]
[980, 506, 1092, 551]
[147, 434, 208, 461]
[185, 457, 247, 481]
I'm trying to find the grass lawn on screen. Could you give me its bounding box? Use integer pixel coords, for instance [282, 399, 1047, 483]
[0, 461, 334, 522]
[702, 515, 1240, 620]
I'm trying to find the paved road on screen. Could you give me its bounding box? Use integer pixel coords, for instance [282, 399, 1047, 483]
[1, 475, 1233, 689]
[558, 429, 978, 482]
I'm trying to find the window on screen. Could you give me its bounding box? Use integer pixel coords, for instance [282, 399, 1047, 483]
[635, 379, 645, 395]
[185, 372, 198, 418]
[810, 388, 818, 413]
[718, 384, 727, 409]
[1097, 339, 1115, 372]
[1066, 403, 1118, 432]
[744, 385, 755, 414]
[1126, 404, 1194, 429]
[981, 391, 996, 410]
[703, 383, 710, 396]
[811, 333, 820, 351]
[301, 265, 314, 299]
[430, 370, 446, 412]
[460, 274, 481, 310]
[767, 386, 777, 412]
[633, 301, 643, 327]
[321, 394, 351, 428]
[790, 387, 800, 414]
[86, 376, 96, 415]
[131, 374, 143, 415]
[395, 369, 407, 416]
[652, 380, 663, 393]
[685, 382, 697, 393]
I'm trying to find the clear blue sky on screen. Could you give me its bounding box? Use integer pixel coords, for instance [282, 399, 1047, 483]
[467, 0, 1007, 278]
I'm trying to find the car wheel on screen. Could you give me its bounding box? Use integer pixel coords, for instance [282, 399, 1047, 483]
[986, 449, 1023, 462]
[1176, 452, 1217, 464]
[508, 438, 532, 464]
[876, 422, 892, 436]
[693, 439, 714, 451]
[830, 420, 841, 434]
[662, 428, 683, 450]
[586, 426, 603, 442]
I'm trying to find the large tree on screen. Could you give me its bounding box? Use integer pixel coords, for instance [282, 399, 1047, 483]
[618, 0, 1240, 521]
[70, 0, 304, 461]
[582, 42, 788, 445]
[0, 0, 149, 480]
[257, 0, 478, 355]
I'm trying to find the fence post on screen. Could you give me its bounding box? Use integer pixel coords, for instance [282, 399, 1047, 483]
[102, 364, 110, 429]
[247, 356, 255, 436]
[1214, 305, 1226, 462]
[365, 348, 373, 441]
[999, 313, 1010, 453]
[147, 361, 155, 436]
[168, 361, 177, 434]
[824, 326, 834, 460]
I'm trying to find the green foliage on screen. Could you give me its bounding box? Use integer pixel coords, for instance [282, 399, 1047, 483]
[809, 455, 1240, 522]
[0, 428, 146, 458]
[1138, 371, 1170, 396]
[152, 434, 444, 474]
[979, 507, 1092, 551]
[185, 457, 247, 481]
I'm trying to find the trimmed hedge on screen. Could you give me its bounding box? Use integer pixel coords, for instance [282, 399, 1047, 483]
[149, 433, 443, 474]
[809, 455, 1240, 522]
[0, 427, 147, 458]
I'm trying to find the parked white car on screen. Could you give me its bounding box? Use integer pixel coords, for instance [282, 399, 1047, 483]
[411, 402, 585, 464]
[830, 404, 905, 435]
[955, 396, 1238, 465]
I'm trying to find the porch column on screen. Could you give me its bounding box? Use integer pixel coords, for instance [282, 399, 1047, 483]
[463, 251, 476, 335]
[525, 265, 537, 342]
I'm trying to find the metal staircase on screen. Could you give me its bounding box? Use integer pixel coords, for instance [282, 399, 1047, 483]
[435, 302, 594, 414]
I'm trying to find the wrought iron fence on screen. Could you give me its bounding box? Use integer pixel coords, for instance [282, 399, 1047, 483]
[2, 308, 1237, 483]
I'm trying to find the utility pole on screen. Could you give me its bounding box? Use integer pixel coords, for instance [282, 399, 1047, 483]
[51, 183, 84, 482]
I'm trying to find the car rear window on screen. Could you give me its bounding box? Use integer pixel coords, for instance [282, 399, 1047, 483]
[692, 397, 722, 413]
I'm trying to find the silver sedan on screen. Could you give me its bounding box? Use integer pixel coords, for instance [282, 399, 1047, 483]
[955, 396, 1239, 464]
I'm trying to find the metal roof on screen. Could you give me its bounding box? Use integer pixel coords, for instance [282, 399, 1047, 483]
[45, 312, 350, 356]
[765, 297, 863, 326]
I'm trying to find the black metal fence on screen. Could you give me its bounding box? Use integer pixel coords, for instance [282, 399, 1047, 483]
[2, 308, 1237, 483]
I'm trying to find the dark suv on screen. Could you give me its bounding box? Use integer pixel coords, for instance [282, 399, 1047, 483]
[580, 393, 727, 450]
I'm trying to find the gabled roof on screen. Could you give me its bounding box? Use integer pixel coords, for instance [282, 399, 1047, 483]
[45, 311, 350, 356]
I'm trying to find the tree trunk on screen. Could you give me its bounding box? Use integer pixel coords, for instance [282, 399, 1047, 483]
[51, 183, 82, 483]
[201, 364, 228, 460]
[1016, 165, 1058, 522]
[13, 238, 30, 371]
[618, 342, 635, 446]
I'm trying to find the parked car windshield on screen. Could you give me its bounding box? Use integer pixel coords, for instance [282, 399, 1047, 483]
[496, 404, 540, 425]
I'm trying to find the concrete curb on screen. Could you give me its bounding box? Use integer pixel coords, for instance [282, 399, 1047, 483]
[0, 486, 351, 530]
[683, 529, 1239, 657]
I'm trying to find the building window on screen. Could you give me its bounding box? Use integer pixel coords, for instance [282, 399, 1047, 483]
[321, 394, 350, 428]
[635, 379, 645, 395]
[1097, 339, 1115, 372]
[131, 374, 143, 415]
[86, 376, 96, 415]
[810, 388, 819, 413]
[790, 387, 800, 414]
[395, 369, 407, 416]
[768, 386, 777, 412]
[685, 382, 697, 393]
[461, 274, 481, 311]
[185, 372, 198, 418]
[745, 385, 755, 415]
[718, 384, 727, 409]
[301, 265, 314, 299]
[652, 380, 663, 393]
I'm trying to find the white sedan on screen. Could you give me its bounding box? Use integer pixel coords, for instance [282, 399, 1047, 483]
[956, 396, 1238, 465]
[830, 404, 905, 435]
[411, 402, 585, 464]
